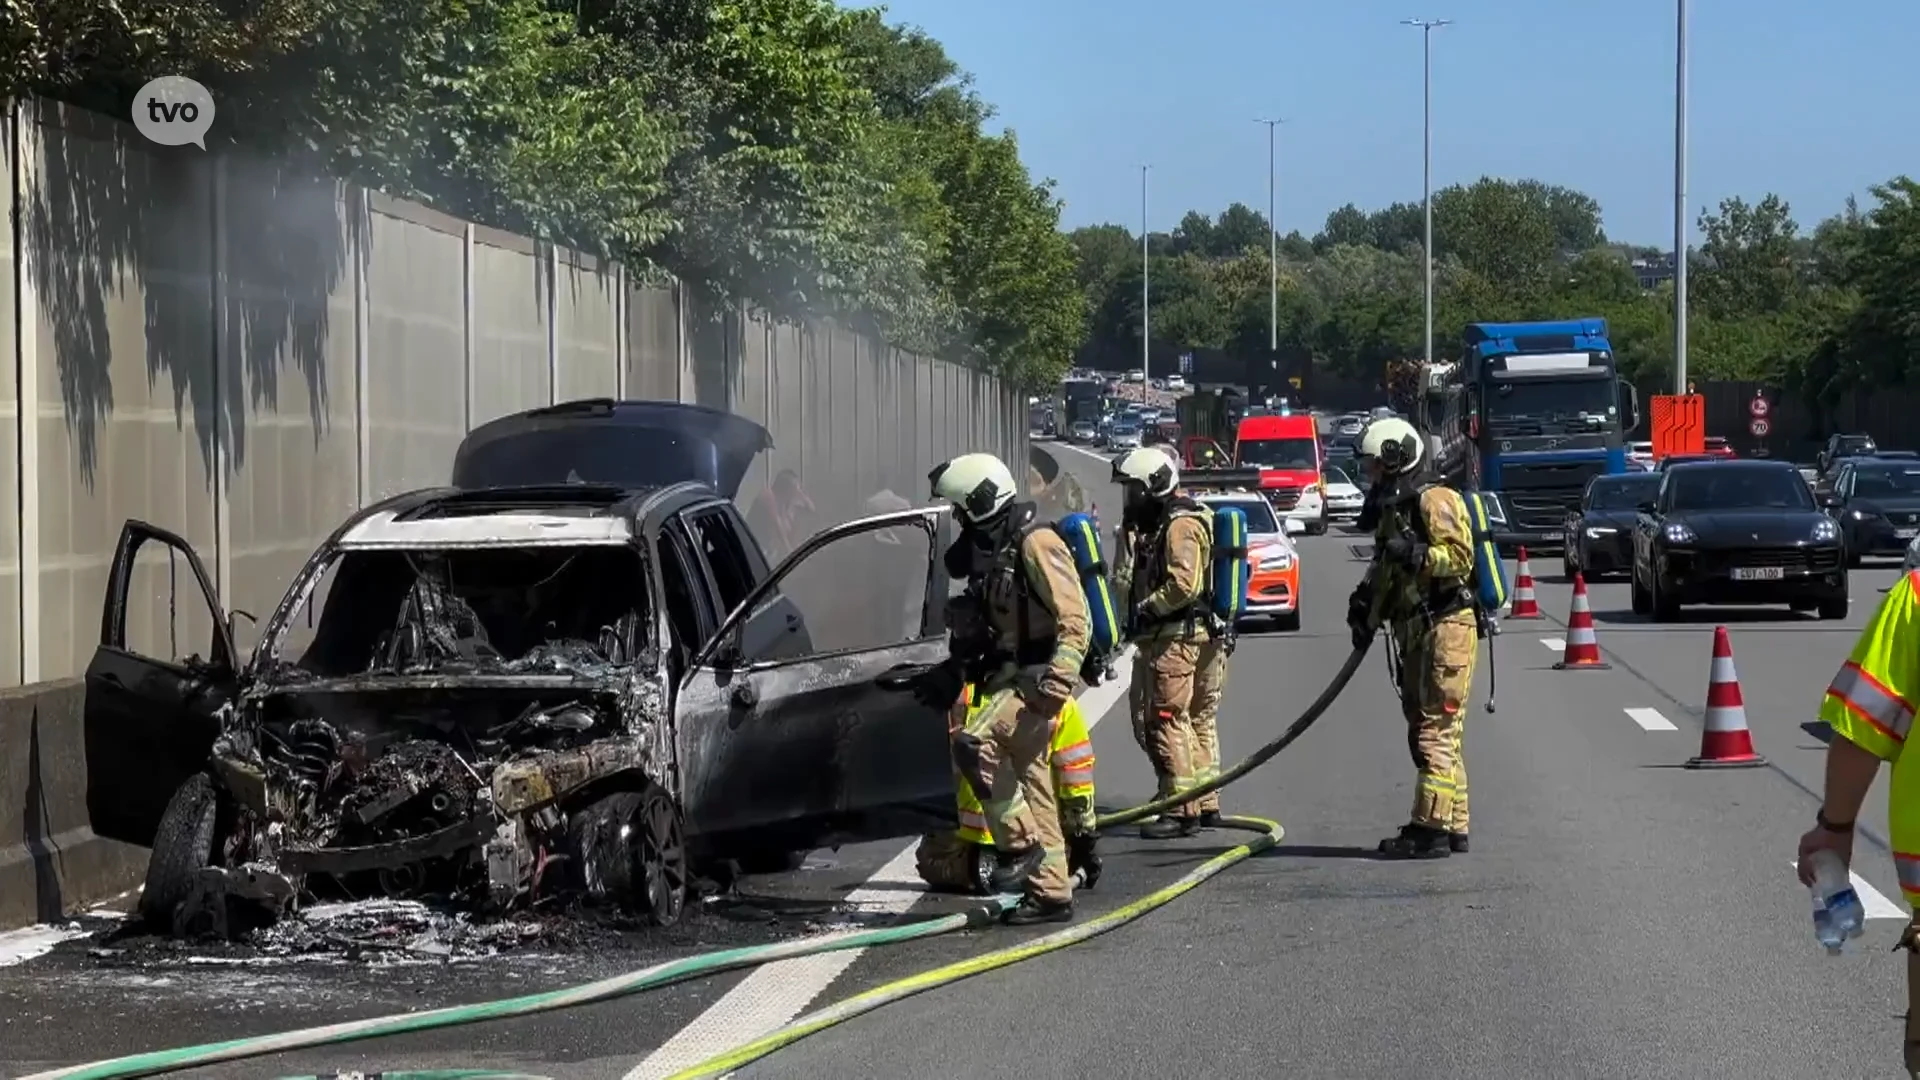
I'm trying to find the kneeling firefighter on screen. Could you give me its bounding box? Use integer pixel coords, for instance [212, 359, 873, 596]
[1347, 417, 1477, 859]
[1110, 446, 1231, 840]
[915, 682, 1101, 894]
[917, 452, 1092, 925]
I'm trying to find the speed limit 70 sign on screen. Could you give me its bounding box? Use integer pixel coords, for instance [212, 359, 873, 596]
[1750, 417, 1771, 437]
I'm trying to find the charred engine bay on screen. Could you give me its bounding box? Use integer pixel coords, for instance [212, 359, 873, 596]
[172, 543, 682, 944]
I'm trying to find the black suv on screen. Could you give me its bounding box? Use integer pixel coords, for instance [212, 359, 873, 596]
[1630, 459, 1847, 621]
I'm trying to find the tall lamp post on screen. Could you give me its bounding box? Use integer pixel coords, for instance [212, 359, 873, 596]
[1255, 118, 1289, 353]
[1673, 0, 1689, 393]
[1402, 17, 1450, 367]
[1140, 164, 1150, 386]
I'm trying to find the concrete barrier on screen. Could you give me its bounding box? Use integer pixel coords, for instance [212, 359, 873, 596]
[0, 678, 147, 929]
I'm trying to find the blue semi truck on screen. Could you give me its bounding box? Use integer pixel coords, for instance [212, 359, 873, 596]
[1414, 318, 1641, 548]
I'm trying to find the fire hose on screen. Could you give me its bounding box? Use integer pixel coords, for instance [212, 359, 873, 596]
[22, 641, 1374, 1080]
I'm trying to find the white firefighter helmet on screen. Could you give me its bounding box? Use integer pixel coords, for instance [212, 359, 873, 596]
[1356, 415, 1424, 475]
[929, 453, 1018, 524]
[1111, 446, 1180, 497]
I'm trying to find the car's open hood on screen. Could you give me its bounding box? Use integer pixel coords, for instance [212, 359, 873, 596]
[452, 400, 773, 498]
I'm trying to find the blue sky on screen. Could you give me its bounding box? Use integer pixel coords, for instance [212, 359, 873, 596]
[861, 0, 1920, 245]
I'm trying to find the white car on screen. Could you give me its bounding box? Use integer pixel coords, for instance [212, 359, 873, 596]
[1195, 492, 1305, 632]
[1322, 464, 1365, 524]
[1627, 441, 1656, 471]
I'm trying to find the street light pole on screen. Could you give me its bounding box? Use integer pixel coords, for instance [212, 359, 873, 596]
[1673, 0, 1689, 393]
[1140, 164, 1151, 386]
[1255, 118, 1288, 353]
[1403, 17, 1450, 368]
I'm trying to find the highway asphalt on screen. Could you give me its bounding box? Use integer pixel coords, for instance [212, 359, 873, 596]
[1, 443, 1912, 1079]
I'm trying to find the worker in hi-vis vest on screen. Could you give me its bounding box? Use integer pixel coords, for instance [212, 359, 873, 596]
[1801, 569, 1920, 1076]
[915, 683, 1101, 894]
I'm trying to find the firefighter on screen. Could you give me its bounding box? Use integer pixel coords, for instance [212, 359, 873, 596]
[1346, 416, 1476, 859]
[1110, 446, 1226, 839]
[915, 684, 1101, 894]
[918, 452, 1090, 925]
[1798, 571, 1920, 1076]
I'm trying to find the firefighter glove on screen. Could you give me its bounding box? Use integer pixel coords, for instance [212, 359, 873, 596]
[1067, 832, 1102, 890]
[1346, 584, 1376, 651]
[911, 659, 966, 710]
[1381, 535, 1425, 567]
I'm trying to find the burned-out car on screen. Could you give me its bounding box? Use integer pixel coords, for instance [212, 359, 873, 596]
[86, 401, 958, 936]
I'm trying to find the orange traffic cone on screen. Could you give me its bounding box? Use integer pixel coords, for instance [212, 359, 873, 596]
[1508, 546, 1541, 618]
[1686, 626, 1766, 769]
[1553, 572, 1611, 670]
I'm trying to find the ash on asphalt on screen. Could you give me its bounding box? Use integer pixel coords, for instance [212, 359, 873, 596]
[0, 851, 917, 1028]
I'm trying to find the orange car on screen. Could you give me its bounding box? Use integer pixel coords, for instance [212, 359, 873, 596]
[1195, 490, 1303, 632]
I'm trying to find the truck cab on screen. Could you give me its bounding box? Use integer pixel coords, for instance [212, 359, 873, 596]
[1233, 409, 1326, 535]
[1425, 318, 1640, 547]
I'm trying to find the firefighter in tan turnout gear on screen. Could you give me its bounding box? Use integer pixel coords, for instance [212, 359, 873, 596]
[1346, 416, 1478, 859]
[1110, 446, 1230, 839]
[917, 452, 1090, 925]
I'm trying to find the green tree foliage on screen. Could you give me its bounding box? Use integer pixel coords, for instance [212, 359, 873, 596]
[5, 0, 1085, 388]
[1072, 174, 1920, 400]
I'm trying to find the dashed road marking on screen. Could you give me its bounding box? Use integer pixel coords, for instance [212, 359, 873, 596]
[1788, 862, 1907, 920]
[624, 649, 1136, 1079]
[1541, 637, 1565, 652]
[1623, 707, 1678, 731]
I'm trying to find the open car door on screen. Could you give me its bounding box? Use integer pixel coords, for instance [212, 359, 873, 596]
[674, 506, 956, 854]
[84, 521, 238, 847]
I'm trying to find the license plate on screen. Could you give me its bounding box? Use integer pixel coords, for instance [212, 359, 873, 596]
[1730, 567, 1785, 581]
[1899, 529, 1918, 539]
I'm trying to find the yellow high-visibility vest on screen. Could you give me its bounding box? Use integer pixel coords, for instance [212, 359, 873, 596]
[955, 684, 1096, 846]
[1821, 570, 1920, 905]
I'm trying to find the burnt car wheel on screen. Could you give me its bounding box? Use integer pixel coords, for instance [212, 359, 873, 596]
[568, 787, 688, 926]
[138, 772, 222, 931]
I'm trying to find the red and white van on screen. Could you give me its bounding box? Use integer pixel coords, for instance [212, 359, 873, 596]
[1233, 411, 1326, 534]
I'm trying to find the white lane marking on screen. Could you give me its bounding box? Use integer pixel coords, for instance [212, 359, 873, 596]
[1788, 862, 1907, 920]
[1052, 441, 1117, 466]
[1624, 707, 1678, 731]
[0, 923, 90, 967]
[1541, 637, 1565, 652]
[625, 651, 1135, 1078]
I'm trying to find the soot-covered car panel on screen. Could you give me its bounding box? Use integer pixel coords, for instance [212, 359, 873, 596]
[84, 401, 957, 937]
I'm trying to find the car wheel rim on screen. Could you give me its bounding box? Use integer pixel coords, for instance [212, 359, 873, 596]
[637, 791, 687, 923]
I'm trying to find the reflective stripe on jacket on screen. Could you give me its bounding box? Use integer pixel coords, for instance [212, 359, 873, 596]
[954, 684, 1097, 845]
[1820, 569, 1920, 903]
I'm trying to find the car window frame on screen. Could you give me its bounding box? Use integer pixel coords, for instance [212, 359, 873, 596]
[656, 517, 717, 668]
[687, 506, 949, 673]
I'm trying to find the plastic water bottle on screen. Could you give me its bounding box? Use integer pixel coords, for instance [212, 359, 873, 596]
[1806, 849, 1866, 954]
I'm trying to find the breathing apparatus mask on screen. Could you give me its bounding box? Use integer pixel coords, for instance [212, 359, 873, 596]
[941, 502, 1032, 580]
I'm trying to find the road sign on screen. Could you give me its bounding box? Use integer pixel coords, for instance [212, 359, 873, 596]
[1287, 376, 1302, 389]
[1179, 353, 1193, 374]
[1749, 394, 1770, 418]
[1749, 417, 1770, 438]
[1651, 394, 1706, 460]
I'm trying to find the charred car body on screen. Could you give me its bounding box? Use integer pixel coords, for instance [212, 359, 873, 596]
[87, 401, 958, 937]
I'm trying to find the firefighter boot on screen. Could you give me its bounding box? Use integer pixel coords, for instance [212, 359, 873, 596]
[1198, 810, 1223, 829]
[1003, 896, 1073, 926]
[987, 845, 1045, 893]
[1450, 831, 1470, 853]
[1139, 815, 1200, 840]
[1377, 823, 1452, 860]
